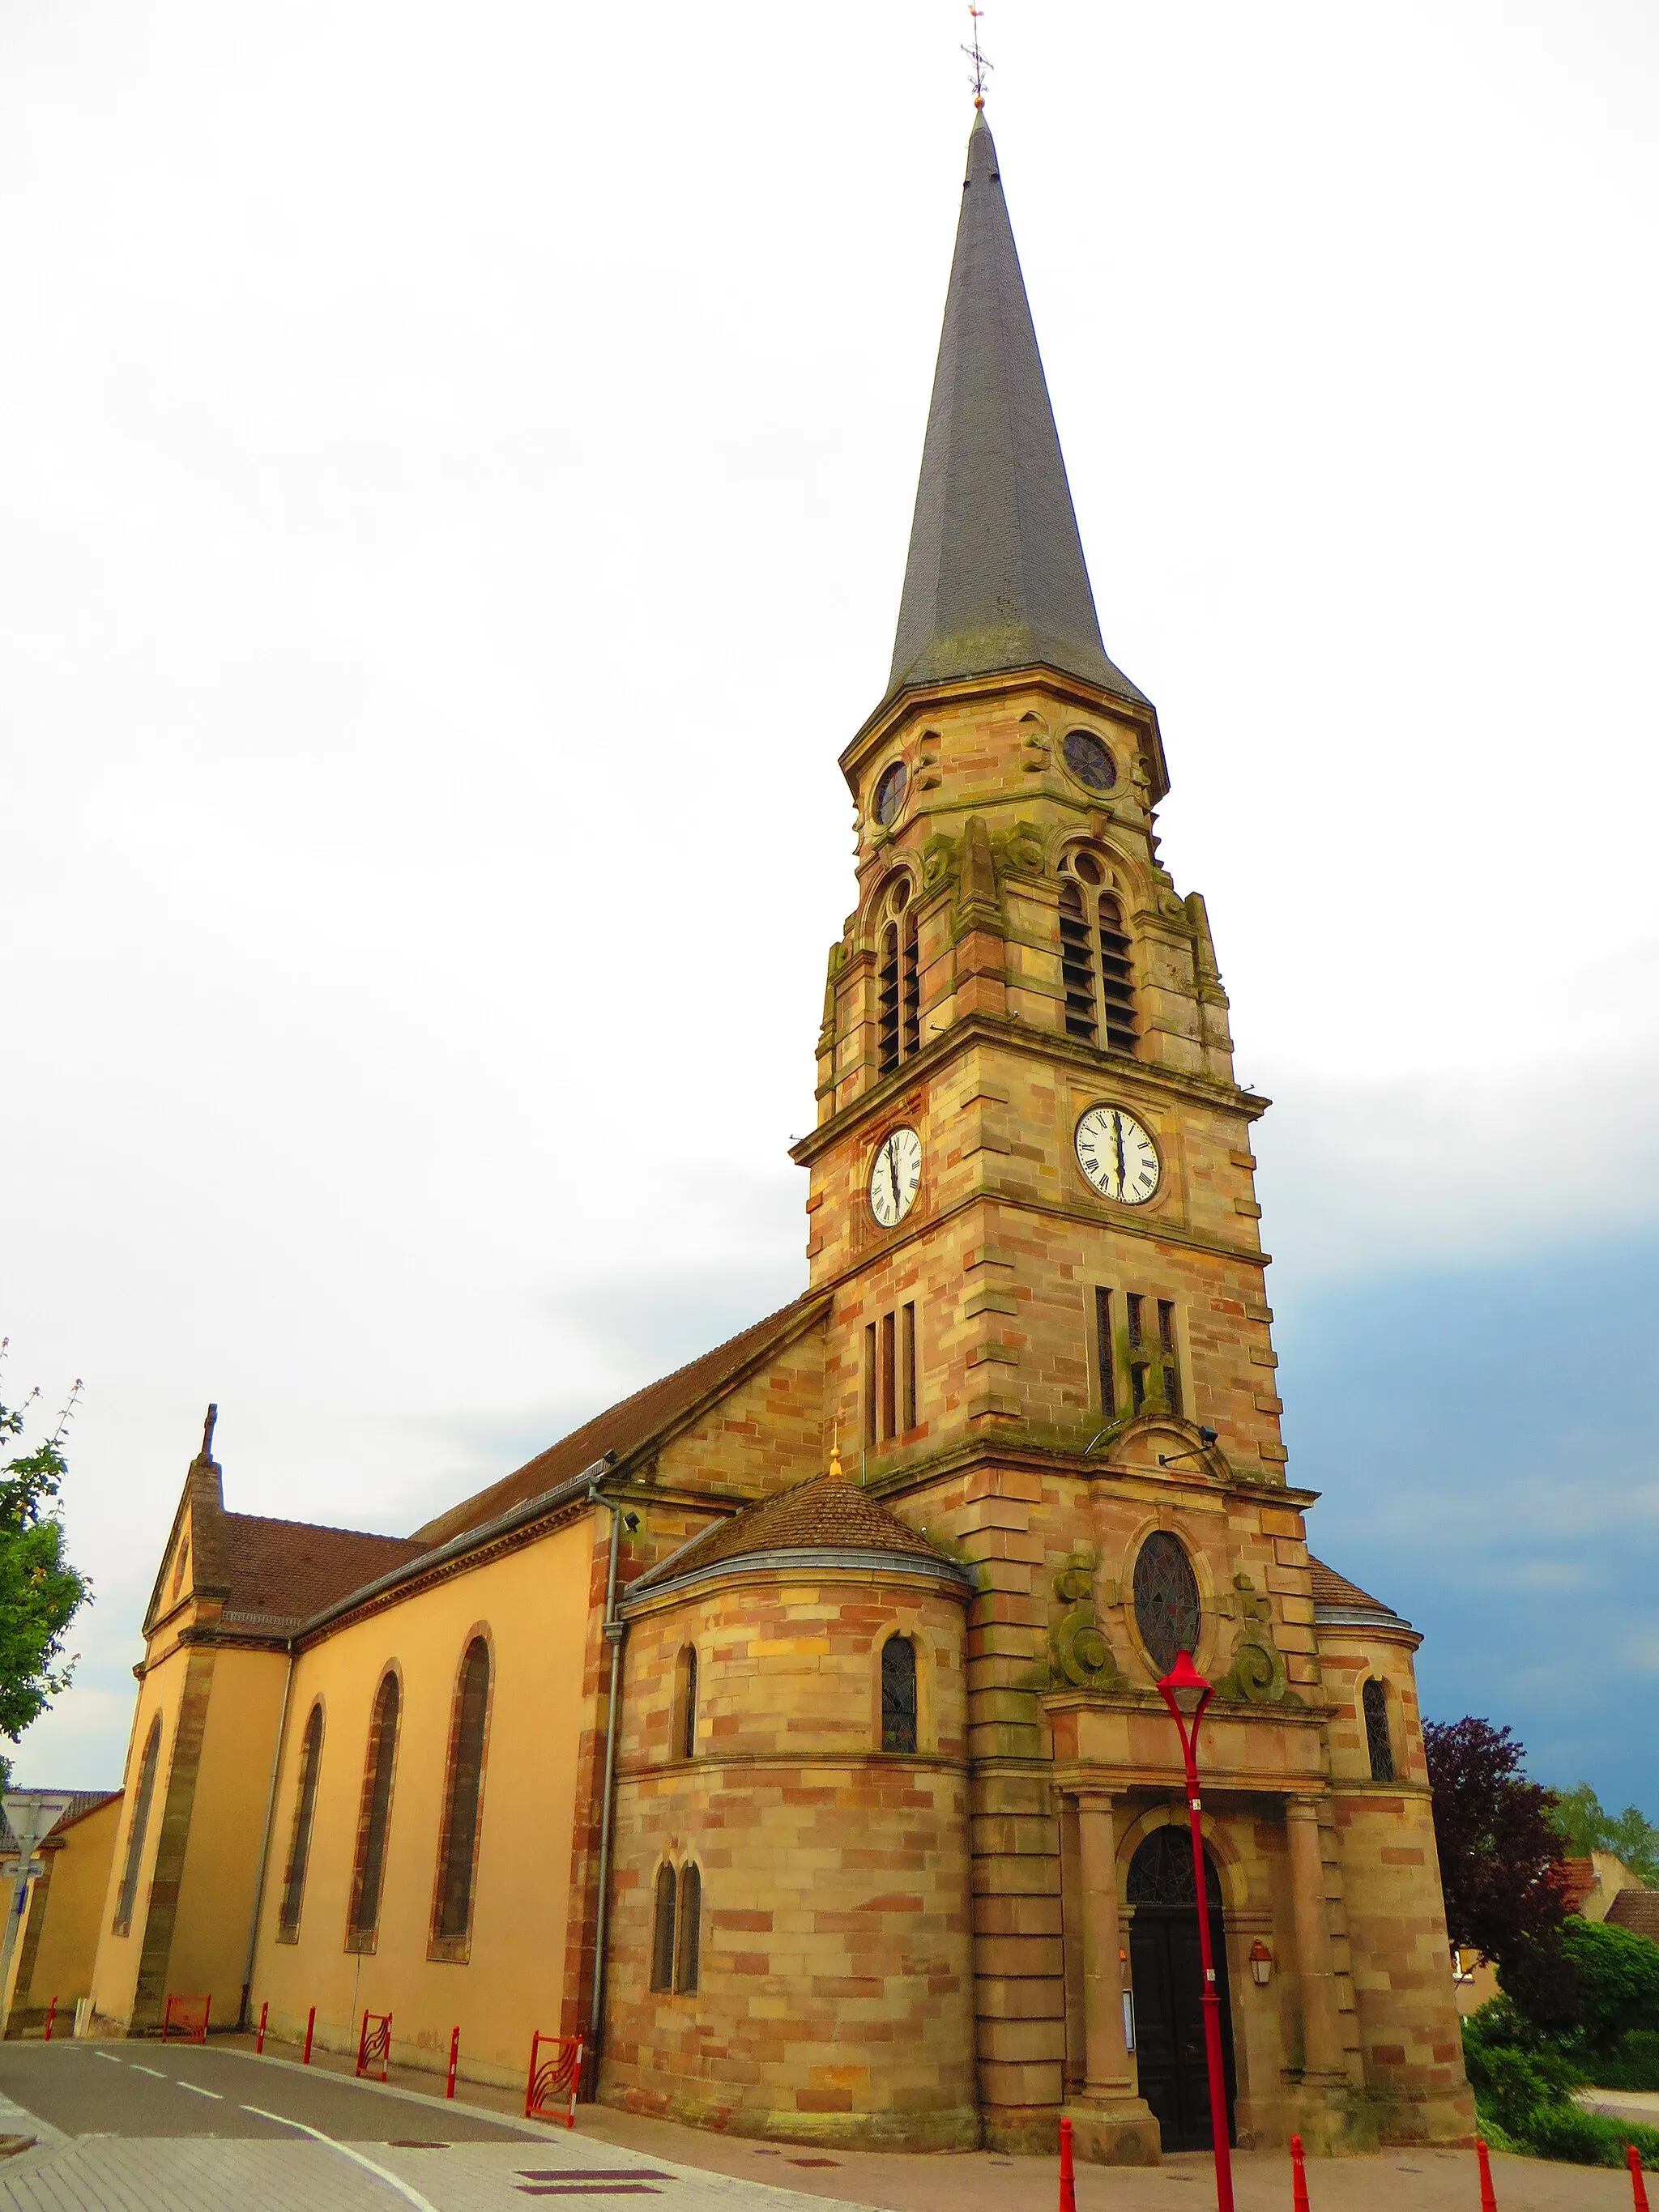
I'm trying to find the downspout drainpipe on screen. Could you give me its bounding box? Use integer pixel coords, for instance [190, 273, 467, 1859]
[239, 1641, 296, 2028]
[585, 1455, 626, 2081]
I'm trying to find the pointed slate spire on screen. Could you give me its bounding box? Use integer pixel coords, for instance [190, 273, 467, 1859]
[886, 112, 1145, 707]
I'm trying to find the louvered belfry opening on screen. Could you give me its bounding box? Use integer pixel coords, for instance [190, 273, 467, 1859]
[1060, 880, 1097, 1042]
[1097, 892, 1138, 1054]
[879, 923, 902, 1073]
[878, 879, 920, 1077]
[902, 908, 920, 1058]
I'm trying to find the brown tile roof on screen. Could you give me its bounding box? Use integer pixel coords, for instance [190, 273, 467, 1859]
[629, 1469, 963, 1595]
[0, 1792, 120, 1854]
[1606, 1888, 1659, 1944]
[1559, 1858, 1597, 1916]
[412, 1293, 830, 1549]
[1309, 1557, 1399, 1617]
[219, 1515, 429, 1626]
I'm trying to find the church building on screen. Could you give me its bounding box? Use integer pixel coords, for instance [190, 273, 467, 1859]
[87, 103, 1473, 2163]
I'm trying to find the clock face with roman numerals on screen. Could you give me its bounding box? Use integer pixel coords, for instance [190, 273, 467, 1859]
[868, 1127, 923, 1227]
[1076, 1106, 1161, 1205]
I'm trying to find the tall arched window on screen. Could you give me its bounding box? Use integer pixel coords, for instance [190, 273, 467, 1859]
[347, 1670, 400, 1952]
[877, 879, 920, 1076]
[432, 1638, 492, 1952]
[650, 1864, 677, 1993]
[113, 1714, 162, 1936]
[1363, 1677, 1395, 1782]
[276, 1703, 324, 1941]
[676, 1863, 702, 1993]
[881, 1634, 919, 1754]
[675, 1645, 698, 1762]
[1058, 855, 1138, 1055]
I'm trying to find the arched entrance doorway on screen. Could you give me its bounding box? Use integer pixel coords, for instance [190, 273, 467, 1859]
[1126, 1826, 1237, 2153]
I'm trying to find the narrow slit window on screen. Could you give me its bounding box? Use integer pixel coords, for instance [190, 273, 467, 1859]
[348, 1672, 400, 1950]
[679, 1646, 698, 1761]
[900, 1302, 918, 1433]
[1059, 881, 1096, 1042]
[1096, 893, 1138, 1055]
[433, 1638, 491, 1947]
[878, 923, 901, 1075]
[863, 1323, 877, 1447]
[881, 1635, 919, 1754]
[880, 1310, 897, 1441]
[676, 1864, 702, 1993]
[1127, 1293, 1149, 1412]
[113, 1715, 162, 1936]
[650, 1865, 677, 1993]
[1094, 1289, 1116, 1415]
[277, 1703, 324, 1941]
[1158, 1299, 1182, 1416]
[1363, 1679, 1395, 1782]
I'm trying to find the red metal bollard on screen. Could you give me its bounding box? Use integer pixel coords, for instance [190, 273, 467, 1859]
[1058, 2115, 1077, 2212]
[43, 1997, 57, 2044]
[1476, 2137, 1498, 2212]
[302, 2005, 316, 2065]
[256, 2001, 268, 2055]
[1290, 2133, 1310, 2212]
[1631, 2145, 1652, 2212]
[446, 2025, 459, 2100]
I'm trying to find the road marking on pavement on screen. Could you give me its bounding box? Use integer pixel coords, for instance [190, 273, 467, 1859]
[178, 2082, 222, 2098]
[92, 2052, 121, 2063]
[130, 2065, 164, 2078]
[241, 2106, 444, 2212]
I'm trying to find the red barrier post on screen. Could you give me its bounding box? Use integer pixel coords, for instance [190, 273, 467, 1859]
[1476, 2137, 1498, 2212]
[1058, 2115, 1076, 2212]
[446, 2026, 459, 2099]
[255, 2001, 267, 2055]
[302, 2005, 315, 2065]
[1290, 2133, 1310, 2212]
[1631, 2144, 1652, 2212]
[43, 1997, 57, 2044]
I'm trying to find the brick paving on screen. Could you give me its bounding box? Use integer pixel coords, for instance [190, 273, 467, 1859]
[0, 2044, 1644, 2211]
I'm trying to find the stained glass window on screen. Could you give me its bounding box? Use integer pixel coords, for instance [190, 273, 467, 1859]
[676, 1864, 702, 1993]
[348, 1672, 400, 1949]
[881, 1635, 918, 1753]
[434, 1639, 491, 1943]
[1133, 1532, 1201, 1674]
[1126, 1824, 1222, 1907]
[1062, 729, 1117, 791]
[278, 1703, 324, 1940]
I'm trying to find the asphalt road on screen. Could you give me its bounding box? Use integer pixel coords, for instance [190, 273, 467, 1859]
[0, 2038, 546, 2142]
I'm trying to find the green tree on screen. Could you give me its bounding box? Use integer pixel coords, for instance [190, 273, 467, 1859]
[0, 1345, 91, 1786]
[1560, 1919, 1659, 2056]
[1552, 1782, 1659, 1887]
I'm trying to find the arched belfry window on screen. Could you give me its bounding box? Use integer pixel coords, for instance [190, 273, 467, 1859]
[1363, 1677, 1395, 1782]
[432, 1637, 492, 1952]
[881, 1634, 919, 1754]
[277, 1703, 324, 1941]
[650, 1864, 677, 1993]
[1058, 853, 1138, 1055]
[347, 1670, 400, 1952]
[877, 877, 921, 1076]
[113, 1714, 162, 1936]
[1132, 1533, 1201, 1675]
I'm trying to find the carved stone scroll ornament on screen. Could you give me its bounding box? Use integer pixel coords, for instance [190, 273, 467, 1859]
[1213, 1571, 1300, 1706]
[1049, 1549, 1122, 1690]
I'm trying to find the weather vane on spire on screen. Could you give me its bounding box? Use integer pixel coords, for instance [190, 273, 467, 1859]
[963, 6, 993, 109]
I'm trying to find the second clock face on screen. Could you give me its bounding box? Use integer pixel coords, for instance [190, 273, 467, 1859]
[869, 1127, 923, 1227]
[1076, 1106, 1160, 1205]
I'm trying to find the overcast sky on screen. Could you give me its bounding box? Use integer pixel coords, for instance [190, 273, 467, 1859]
[3, 2, 1656, 1812]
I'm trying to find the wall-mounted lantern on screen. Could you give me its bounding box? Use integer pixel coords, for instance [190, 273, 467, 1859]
[1249, 1939, 1273, 1988]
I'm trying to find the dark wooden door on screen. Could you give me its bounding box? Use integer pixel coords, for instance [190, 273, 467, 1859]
[1129, 1905, 1237, 2153]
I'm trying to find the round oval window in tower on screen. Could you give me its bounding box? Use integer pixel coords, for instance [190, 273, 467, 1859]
[1133, 1532, 1201, 1674]
[1061, 728, 1117, 791]
[872, 761, 909, 825]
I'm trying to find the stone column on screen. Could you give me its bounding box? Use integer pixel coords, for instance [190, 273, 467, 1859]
[1286, 1796, 1342, 2078]
[1075, 1790, 1133, 2099]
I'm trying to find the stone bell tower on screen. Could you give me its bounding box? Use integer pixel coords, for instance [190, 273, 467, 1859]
[791, 104, 1470, 2161]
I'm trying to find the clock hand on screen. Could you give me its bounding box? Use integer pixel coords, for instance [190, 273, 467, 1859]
[887, 1135, 902, 1214]
[1112, 1112, 1127, 1196]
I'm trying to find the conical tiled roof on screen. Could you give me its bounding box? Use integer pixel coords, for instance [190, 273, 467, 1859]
[1309, 1558, 1401, 1619]
[885, 110, 1145, 710]
[628, 1469, 966, 1594]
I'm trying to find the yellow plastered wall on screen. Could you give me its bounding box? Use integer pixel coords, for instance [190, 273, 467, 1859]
[166, 1647, 290, 2010]
[88, 1641, 192, 2028]
[12, 1797, 123, 2022]
[249, 1517, 593, 2085]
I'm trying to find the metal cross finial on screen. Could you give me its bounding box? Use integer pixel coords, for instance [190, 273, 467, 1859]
[962, 6, 993, 109]
[201, 1402, 218, 1460]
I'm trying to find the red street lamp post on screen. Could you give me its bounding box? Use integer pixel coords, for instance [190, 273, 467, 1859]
[1158, 1648, 1235, 2212]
